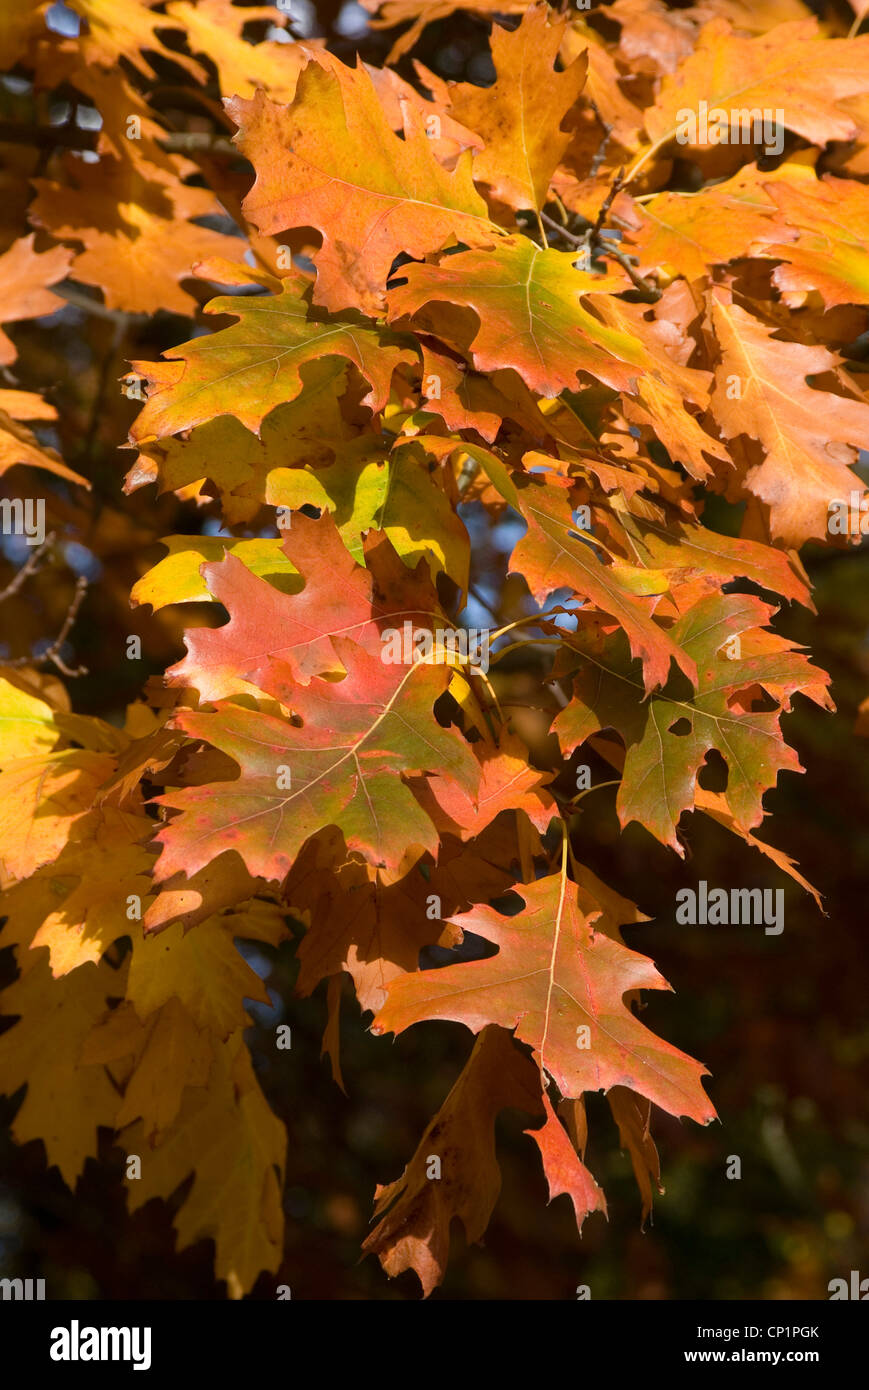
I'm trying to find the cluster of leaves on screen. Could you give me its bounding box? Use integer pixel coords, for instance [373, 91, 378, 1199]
[0, 0, 866, 1297]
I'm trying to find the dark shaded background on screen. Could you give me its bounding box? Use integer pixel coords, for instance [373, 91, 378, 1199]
[0, 0, 867, 1299]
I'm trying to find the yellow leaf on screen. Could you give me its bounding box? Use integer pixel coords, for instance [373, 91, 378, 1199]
[0, 956, 121, 1185]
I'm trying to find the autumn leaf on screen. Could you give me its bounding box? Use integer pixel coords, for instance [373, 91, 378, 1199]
[155, 636, 480, 882]
[130, 277, 415, 439]
[511, 474, 697, 692]
[31, 161, 244, 317]
[607, 1085, 662, 1224]
[68, 0, 207, 82]
[123, 1031, 285, 1298]
[525, 1090, 607, 1233]
[0, 408, 89, 487]
[0, 673, 60, 757]
[447, 5, 588, 214]
[0, 749, 116, 885]
[388, 236, 644, 397]
[127, 365, 354, 525]
[554, 590, 832, 851]
[227, 58, 501, 313]
[643, 19, 869, 154]
[0, 235, 73, 365]
[126, 909, 279, 1038]
[373, 871, 716, 1124]
[707, 287, 869, 545]
[0, 956, 122, 1185]
[362, 1025, 543, 1296]
[83, 995, 212, 1139]
[756, 173, 869, 308]
[161, 513, 448, 702]
[8, 811, 153, 976]
[619, 163, 790, 282]
[165, 0, 304, 103]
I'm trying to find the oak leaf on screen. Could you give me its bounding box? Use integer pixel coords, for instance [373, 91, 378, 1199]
[0, 234, 73, 365]
[226, 60, 500, 313]
[373, 873, 716, 1124]
[130, 278, 415, 439]
[447, 5, 588, 214]
[0, 956, 122, 1185]
[123, 1032, 285, 1298]
[645, 20, 869, 151]
[155, 641, 480, 882]
[708, 288, 869, 545]
[554, 590, 832, 851]
[362, 1025, 542, 1296]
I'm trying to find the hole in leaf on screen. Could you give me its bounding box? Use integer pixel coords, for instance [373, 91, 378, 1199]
[698, 749, 728, 793]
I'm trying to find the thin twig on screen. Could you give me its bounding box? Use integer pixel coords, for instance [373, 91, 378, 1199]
[0, 121, 98, 150]
[8, 575, 90, 676]
[587, 98, 613, 177]
[52, 284, 147, 323]
[601, 244, 662, 300]
[0, 531, 55, 601]
[0, 122, 238, 156]
[540, 209, 586, 247]
[44, 576, 89, 677]
[591, 166, 625, 241]
[542, 168, 661, 300]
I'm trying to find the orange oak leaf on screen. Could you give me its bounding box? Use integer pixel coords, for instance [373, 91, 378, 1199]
[226, 58, 501, 314]
[525, 1090, 607, 1233]
[162, 514, 447, 702]
[373, 872, 716, 1125]
[154, 636, 481, 882]
[30, 162, 244, 316]
[619, 163, 791, 282]
[0, 409, 88, 488]
[68, 0, 207, 82]
[511, 474, 697, 692]
[416, 732, 556, 840]
[0, 235, 73, 365]
[756, 174, 869, 309]
[447, 5, 588, 214]
[644, 19, 869, 153]
[388, 237, 643, 397]
[164, 0, 304, 103]
[707, 287, 869, 546]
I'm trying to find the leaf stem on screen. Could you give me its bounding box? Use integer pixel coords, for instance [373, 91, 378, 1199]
[623, 131, 675, 187]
